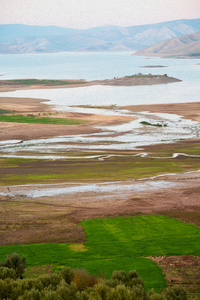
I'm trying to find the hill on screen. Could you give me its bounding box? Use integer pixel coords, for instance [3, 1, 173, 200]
[134, 31, 200, 57]
[0, 19, 200, 53]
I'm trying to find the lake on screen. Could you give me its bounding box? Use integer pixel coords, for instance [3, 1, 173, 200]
[0, 51, 200, 107]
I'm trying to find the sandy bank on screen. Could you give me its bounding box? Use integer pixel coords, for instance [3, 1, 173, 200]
[123, 102, 200, 122]
[0, 97, 135, 141]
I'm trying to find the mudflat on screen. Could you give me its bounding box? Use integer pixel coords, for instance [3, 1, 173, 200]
[0, 96, 135, 141]
[124, 102, 200, 122]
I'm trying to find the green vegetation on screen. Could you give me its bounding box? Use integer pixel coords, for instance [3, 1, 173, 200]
[0, 115, 85, 125]
[0, 261, 187, 300]
[0, 253, 26, 279]
[0, 153, 200, 185]
[140, 121, 167, 127]
[0, 109, 11, 115]
[0, 215, 200, 292]
[127, 73, 168, 78]
[1, 79, 86, 86]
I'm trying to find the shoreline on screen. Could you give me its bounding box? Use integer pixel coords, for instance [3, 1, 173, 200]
[0, 75, 181, 92]
[0, 97, 200, 141]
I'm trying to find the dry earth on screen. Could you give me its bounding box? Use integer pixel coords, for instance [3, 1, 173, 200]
[0, 88, 200, 298]
[0, 97, 135, 141]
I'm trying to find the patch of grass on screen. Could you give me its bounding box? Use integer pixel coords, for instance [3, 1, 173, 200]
[140, 121, 167, 127]
[0, 109, 11, 115]
[24, 265, 53, 278]
[0, 215, 200, 291]
[143, 140, 200, 157]
[0, 115, 85, 125]
[1, 79, 86, 86]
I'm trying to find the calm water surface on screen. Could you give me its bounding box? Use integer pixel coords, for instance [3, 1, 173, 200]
[0, 52, 200, 107]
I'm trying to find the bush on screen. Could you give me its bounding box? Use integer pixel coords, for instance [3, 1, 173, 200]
[111, 270, 128, 284]
[0, 253, 26, 279]
[0, 267, 15, 280]
[61, 267, 74, 284]
[73, 269, 98, 291]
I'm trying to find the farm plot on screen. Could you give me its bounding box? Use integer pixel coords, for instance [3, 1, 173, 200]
[0, 215, 200, 291]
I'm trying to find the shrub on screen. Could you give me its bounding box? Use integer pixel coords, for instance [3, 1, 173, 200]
[61, 267, 74, 284]
[161, 286, 187, 300]
[111, 270, 128, 284]
[0, 267, 15, 280]
[56, 280, 79, 300]
[91, 281, 110, 300]
[73, 269, 98, 291]
[106, 284, 136, 300]
[0, 252, 26, 279]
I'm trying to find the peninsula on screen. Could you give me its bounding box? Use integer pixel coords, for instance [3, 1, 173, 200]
[0, 74, 181, 92]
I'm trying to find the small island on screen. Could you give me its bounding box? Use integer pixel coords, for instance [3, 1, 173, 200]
[140, 65, 167, 68]
[0, 74, 181, 92]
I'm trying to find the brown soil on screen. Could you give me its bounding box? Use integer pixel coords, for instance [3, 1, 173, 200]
[0, 171, 200, 246]
[149, 255, 200, 299]
[123, 102, 200, 122]
[0, 97, 135, 141]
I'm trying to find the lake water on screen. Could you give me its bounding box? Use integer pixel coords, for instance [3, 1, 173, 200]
[0, 51, 200, 107]
[0, 52, 200, 155]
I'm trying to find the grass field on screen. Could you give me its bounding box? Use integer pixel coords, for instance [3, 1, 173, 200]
[0, 115, 86, 125]
[0, 215, 200, 291]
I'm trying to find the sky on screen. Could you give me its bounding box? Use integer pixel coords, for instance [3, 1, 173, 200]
[1, 0, 200, 29]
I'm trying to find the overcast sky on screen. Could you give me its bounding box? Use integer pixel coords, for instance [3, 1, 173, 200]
[1, 0, 200, 29]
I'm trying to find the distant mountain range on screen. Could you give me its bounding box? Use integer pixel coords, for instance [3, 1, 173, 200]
[0, 19, 200, 54]
[135, 31, 200, 57]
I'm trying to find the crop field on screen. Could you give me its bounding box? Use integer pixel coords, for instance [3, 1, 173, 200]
[0, 215, 200, 291]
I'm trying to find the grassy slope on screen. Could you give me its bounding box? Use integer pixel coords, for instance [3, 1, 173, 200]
[0, 215, 200, 291]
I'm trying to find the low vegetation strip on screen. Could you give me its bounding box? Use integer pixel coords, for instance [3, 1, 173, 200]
[0, 115, 85, 125]
[0, 215, 200, 291]
[0, 154, 200, 185]
[0, 79, 86, 86]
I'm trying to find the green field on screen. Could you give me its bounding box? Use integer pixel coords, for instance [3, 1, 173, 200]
[0, 115, 85, 125]
[1, 215, 200, 291]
